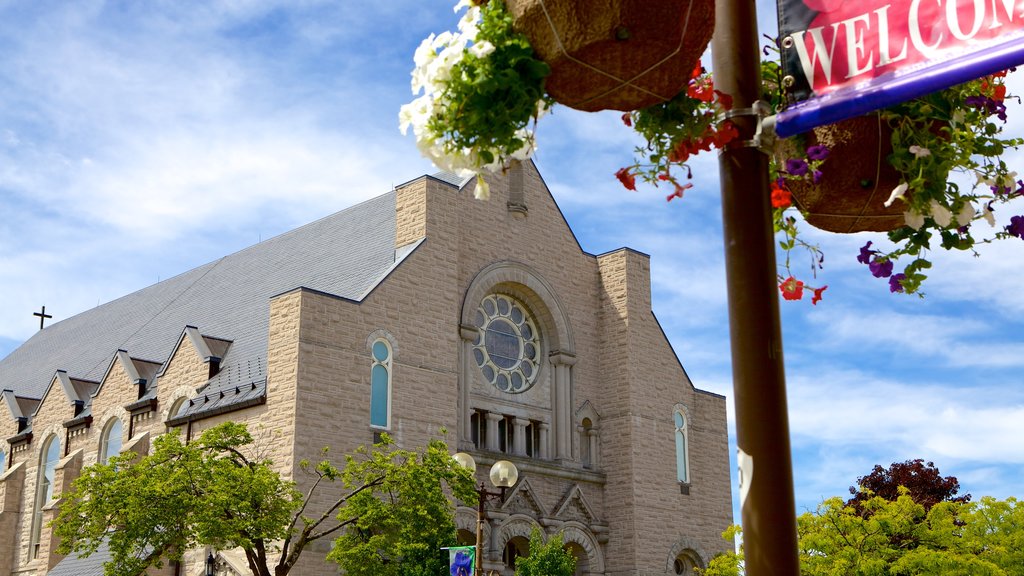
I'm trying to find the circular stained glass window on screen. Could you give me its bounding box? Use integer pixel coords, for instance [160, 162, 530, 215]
[474, 294, 540, 393]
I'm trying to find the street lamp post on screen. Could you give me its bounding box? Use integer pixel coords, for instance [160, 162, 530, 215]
[454, 453, 519, 575]
[205, 552, 216, 576]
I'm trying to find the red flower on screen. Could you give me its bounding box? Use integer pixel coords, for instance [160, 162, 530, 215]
[621, 112, 633, 127]
[994, 84, 1007, 102]
[615, 167, 637, 191]
[779, 276, 804, 300]
[690, 60, 704, 80]
[771, 183, 792, 208]
[714, 90, 734, 111]
[713, 121, 740, 148]
[666, 182, 693, 202]
[687, 78, 715, 103]
[811, 285, 828, 305]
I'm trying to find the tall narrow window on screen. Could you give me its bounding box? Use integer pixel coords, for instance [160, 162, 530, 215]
[370, 339, 392, 429]
[0, 449, 6, 475]
[31, 435, 61, 559]
[674, 409, 690, 484]
[99, 418, 123, 464]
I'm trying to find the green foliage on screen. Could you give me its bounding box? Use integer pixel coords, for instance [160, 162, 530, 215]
[54, 422, 302, 576]
[698, 525, 743, 576]
[54, 423, 474, 576]
[423, 0, 553, 170]
[700, 495, 1024, 576]
[513, 529, 576, 576]
[327, 434, 476, 576]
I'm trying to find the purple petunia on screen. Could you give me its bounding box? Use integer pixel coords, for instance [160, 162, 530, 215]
[889, 273, 906, 293]
[1008, 215, 1024, 239]
[869, 257, 893, 278]
[857, 241, 875, 265]
[806, 145, 829, 161]
[812, 169, 823, 184]
[966, 95, 1008, 121]
[785, 158, 808, 176]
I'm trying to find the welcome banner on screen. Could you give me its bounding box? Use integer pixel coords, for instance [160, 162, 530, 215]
[775, 0, 1024, 137]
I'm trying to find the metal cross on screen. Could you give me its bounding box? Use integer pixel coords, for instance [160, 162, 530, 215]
[33, 306, 53, 330]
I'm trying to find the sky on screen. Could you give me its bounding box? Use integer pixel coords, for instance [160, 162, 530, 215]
[1, 0, 1022, 522]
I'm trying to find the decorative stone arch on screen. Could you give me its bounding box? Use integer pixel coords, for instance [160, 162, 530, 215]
[365, 328, 400, 359]
[35, 422, 65, 456]
[495, 513, 543, 552]
[665, 536, 708, 575]
[459, 261, 577, 459]
[557, 521, 605, 574]
[455, 506, 490, 545]
[163, 384, 199, 425]
[460, 261, 575, 355]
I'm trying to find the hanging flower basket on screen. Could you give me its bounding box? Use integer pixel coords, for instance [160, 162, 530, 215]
[775, 114, 907, 233]
[504, 0, 715, 112]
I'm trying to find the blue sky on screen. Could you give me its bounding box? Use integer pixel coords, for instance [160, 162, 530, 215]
[1, 0, 1022, 520]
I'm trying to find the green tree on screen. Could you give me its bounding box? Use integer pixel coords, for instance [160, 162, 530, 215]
[326, 437, 477, 576]
[54, 422, 475, 576]
[513, 528, 576, 576]
[700, 494, 1024, 576]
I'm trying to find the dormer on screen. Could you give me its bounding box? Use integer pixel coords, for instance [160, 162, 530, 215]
[2, 389, 34, 435]
[184, 326, 232, 379]
[112, 350, 162, 401]
[55, 371, 99, 417]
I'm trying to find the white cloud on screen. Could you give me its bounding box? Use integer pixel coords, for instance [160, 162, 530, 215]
[787, 367, 1024, 464]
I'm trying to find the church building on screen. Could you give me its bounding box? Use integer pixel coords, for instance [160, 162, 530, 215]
[0, 162, 732, 576]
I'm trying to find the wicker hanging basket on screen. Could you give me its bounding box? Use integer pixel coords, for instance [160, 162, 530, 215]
[776, 114, 906, 233]
[504, 0, 715, 112]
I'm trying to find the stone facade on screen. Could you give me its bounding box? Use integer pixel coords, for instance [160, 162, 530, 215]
[0, 161, 731, 576]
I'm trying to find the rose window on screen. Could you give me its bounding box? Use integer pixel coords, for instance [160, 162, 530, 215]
[473, 294, 540, 393]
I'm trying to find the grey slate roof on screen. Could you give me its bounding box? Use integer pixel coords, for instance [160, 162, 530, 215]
[46, 538, 114, 576]
[0, 189, 410, 411]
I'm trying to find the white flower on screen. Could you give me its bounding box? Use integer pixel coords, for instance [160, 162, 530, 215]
[469, 40, 495, 58]
[956, 202, 975, 227]
[473, 174, 490, 200]
[982, 202, 996, 227]
[908, 145, 931, 158]
[458, 6, 481, 35]
[976, 172, 996, 187]
[883, 182, 909, 207]
[398, 96, 433, 136]
[929, 199, 953, 227]
[951, 109, 966, 127]
[904, 210, 926, 230]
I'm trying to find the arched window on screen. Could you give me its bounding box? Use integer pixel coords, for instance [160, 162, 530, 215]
[673, 550, 704, 575]
[31, 435, 61, 558]
[674, 408, 690, 484]
[99, 418, 123, 464]
[0, 449, 6, 475]
[370, 338, 392, 429]
[170, 397, 187, 419]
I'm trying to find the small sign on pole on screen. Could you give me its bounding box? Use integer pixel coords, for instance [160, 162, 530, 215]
[444, 546, 476, 576]
[776, 0, 1024, 137]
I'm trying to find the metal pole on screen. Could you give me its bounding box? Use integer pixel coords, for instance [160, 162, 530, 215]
[476, 485, 485, 575]
[711, 0, 800, 573]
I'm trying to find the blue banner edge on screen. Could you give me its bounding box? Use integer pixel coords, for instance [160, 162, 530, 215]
[775, 36, 1024, 138]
